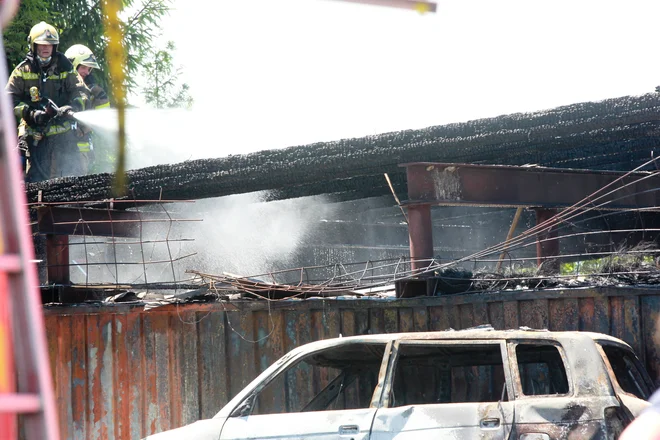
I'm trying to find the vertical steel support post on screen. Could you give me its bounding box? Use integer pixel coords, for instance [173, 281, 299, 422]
[46, 235, 69, 285]
[535, 208, 560, 274]
[408, 204, 434, 273]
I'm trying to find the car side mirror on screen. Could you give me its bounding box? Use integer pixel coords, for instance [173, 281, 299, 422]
[232, 394, 256, 418]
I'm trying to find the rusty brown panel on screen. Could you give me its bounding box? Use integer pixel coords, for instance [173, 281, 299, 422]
[257, 310, 285, 369]
[198, 311, 228, 420]
[594, 296, 610, 334]
[179, 312, 201, 426]
[640, 296, 660, 386]
[45, 314, 58, 399]
[384, 308, 398, 333]
[70, 314, 88, 439]
[55, 315, 72, 440]
[503, 301, 520, 329]
[429, 306, 449, 331]
[472, 303, 489, 326]
[518, 300, 549, 329]
[45, 315, 60, 435]
[354, 309, 369, 335]
[413, 307, 428, 331]
[487, 302, 505, 330]
[548, 298, 578, 331]
[113, 314, 131, 440]
[322, 308, 340, 339]
[369, 308, 385, 334]
[154, 313, 174, 433]
[610, 296, 625, 342]
[86, 313, 115, 439]
[283, 310, 312, 412]
[255, 310, 285, 413]
[124, 312, 144, 440]
[310, 310, 324, 343]
[142, 312, 163, 434]
[398, 308, 414, 333]
[341, 309, 357, 336]
[295, 310, 313, 347]
[167, 314, 184, 430]
[227, 311, 257, 400]
[459, 304, 474, 329]
[578, 297, 595, 331]
[450, 305, 463, 330]
[623, 296, 643, 359]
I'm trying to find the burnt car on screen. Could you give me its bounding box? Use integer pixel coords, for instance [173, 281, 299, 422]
[146, 327, 654, 439]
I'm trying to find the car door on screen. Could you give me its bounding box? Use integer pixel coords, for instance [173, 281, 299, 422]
[370, 339, 515, 440]
[220, 341, 391, 440]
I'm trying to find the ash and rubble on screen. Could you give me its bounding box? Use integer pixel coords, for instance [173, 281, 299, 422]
[43, 252, 660, 311]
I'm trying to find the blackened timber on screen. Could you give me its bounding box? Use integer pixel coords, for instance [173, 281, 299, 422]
[26, 94, 660, 205]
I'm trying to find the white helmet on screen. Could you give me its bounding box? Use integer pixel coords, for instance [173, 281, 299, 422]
[28, 21, 59, 65]
[65, 44, 101, 71]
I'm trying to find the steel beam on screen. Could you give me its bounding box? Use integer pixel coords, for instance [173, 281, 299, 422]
[408, 204, 433, 272]
[36, 206, 145, 237]
[403, 163, 660, 210]
[46, 234, 69, 285]
[535, 208, 560, 274]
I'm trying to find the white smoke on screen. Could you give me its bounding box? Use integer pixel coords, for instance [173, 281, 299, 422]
[69, 192, 337, 285]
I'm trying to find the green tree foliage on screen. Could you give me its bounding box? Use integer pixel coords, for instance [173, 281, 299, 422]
[142, 41, 193, 109]
[3, 0, 51, 70]
[3, 0, 171, 97]
[53, 0, 171, 96]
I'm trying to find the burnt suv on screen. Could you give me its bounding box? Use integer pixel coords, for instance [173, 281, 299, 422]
[146, 327, 654, 439]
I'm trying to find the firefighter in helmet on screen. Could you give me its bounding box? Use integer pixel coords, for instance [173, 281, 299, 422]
[65, 44, 109, 173]
[5, 21, 90, 182]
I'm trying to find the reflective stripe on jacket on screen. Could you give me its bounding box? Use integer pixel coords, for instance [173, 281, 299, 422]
[90, 83, 109, 109]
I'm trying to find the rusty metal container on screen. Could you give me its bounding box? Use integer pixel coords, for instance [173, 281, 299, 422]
[44, 285, 660, 439]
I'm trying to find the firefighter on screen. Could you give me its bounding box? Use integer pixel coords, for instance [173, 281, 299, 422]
[5, 21, 90, 182]
[65, 44, 109, 173]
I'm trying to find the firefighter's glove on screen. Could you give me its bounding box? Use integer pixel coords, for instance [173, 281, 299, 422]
[57, 105, 75, 119]
[26, 109, 50, 126]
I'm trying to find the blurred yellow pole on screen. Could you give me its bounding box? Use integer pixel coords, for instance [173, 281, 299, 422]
[102, 0, 127, 196]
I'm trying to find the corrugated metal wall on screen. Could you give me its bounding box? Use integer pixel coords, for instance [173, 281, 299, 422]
[44, 286, 660, 440]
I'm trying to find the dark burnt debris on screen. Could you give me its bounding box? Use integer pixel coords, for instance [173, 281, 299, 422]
[51, 252, 660, 310]
[26, 93, 660, 205]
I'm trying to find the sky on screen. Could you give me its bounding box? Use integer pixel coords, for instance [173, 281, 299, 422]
[134, 0, 660, 161]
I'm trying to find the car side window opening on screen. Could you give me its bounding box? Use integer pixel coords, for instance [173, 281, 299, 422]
[241, 343, 386, 416]
[600, 344, 651, 400]
[390, 344, 508, 407]
[516, 343, 569, 396]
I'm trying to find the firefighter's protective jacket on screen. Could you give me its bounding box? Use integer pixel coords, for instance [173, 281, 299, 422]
[75, 75, 109, 154]
[86, 76, 109, 110]
[6, 51, 90, 136]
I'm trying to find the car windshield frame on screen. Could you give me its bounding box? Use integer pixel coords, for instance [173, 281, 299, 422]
[595, 340, 654, 400]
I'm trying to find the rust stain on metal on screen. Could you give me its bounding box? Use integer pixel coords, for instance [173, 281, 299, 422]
[430, 165, 462, 201]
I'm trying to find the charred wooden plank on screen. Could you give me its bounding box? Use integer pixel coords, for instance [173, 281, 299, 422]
[26, 94, 660, 204]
